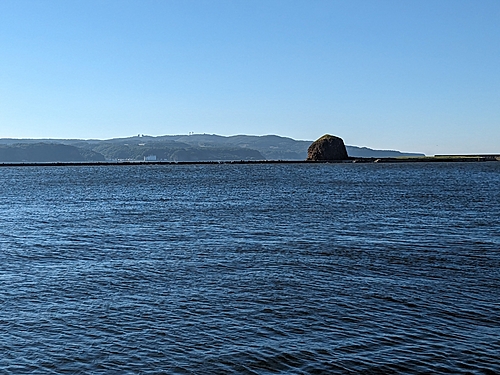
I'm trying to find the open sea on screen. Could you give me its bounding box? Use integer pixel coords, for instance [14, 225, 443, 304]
[0, 162, 499, 374]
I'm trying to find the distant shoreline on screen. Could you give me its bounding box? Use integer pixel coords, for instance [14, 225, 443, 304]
[0, 155, 499, 167]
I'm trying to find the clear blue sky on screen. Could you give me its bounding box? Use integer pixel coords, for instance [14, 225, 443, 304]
[1, 0, 499, 155]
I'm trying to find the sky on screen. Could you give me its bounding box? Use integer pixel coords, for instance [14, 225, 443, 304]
[0, 0, 499, 155]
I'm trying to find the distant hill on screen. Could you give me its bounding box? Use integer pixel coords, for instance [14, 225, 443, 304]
[0, 134, 424, 162]
[0, 143, 104, 162]
[153, 134, 424, 159]
[99, 134, 424, 159]
[89, 140, 264, 161]
[165, 134, 311, 160]
[345, 146, 424, 158]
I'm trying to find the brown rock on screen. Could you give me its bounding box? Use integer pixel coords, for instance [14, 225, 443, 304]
[307, 134, 348, 161]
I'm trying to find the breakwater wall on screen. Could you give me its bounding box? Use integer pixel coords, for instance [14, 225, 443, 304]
[0, 155, 499, 167]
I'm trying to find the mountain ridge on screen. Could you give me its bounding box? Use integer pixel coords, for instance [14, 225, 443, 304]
[0, 134, 425, 162]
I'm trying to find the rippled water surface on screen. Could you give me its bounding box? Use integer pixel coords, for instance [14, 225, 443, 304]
[1, 163, 499, 374]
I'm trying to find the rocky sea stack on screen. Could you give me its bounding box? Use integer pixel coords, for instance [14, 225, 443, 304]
[307, 134, 349, 161]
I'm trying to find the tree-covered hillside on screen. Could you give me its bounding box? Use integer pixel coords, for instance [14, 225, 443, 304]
[89, 141, 264, 161]
[0, 134, 425, 162]
[0, 143, 105, 162]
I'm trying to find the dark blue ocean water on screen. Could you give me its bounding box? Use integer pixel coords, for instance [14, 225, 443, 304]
[0, 162, 499, 374]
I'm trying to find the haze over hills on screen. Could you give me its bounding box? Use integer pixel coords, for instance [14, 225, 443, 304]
[0, 134, 425, 162]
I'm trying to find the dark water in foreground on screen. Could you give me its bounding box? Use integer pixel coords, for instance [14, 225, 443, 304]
[0, 163, 499, 374]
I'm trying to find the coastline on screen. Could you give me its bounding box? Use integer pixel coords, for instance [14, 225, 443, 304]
[0, 155, 499, 167]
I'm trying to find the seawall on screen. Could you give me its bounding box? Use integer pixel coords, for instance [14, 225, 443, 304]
[0, 155, 499, 167]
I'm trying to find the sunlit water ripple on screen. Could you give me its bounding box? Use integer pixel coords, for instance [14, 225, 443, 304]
[1, 163, 499, 374]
